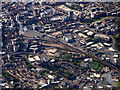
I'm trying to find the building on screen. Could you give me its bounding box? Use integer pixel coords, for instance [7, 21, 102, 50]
[68, 11, 73, 20]
[28, 55, 35, 62]
[63, 36, 74, 43]
[13, 45, 19, 52]
[20, 30, 43, 39]
[78, 33, 88, 39]
[94, 34, 110, 40]
[34, 56, 40, 61]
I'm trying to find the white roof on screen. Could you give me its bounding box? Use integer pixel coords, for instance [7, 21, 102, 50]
[54, 81, 60, 83]
[73, 30, 79, 33]
[30, 45, 38, 48]
[5, 86, 9, 88]
[28, 57, 35, 62]
[114, 54, 118, 58]
[10, 81, 14, 84]
[83, 86, 88, 88]
[98, 86, 103, 88]
[48, 75, 54, 79]
[78, 33, 88, 38]
[86, 42, 93, 46]
[106, 57, 110, 60]
[87, 77, 90, 79]
[95, 34, 110, 40]
[107, 85, 112, 88]
[41, 84, 48, 87]
[34, 56, 40, 61]
[58, 5, 81, 16]
[113, 58, 117, 63]
[87, 31, 94, 36]
[0, 52, 5, 54]
[1, 83, 6, 86]
[48, 48, 57, 53]
[84, 30, 89, 33]
[28, 16, 34, 18]
[52, 31, 62, 36]
[109, 47, 115, 51]
[104, 43, 111, 46]
[112, 79, 119, 81]
[50, 59, 55, 62]
[93, 73, 100, 78]
[84, 58, 92, 62]
[98, 46, 102, 49]
[30, 47, 38, 50]
[91, 44, 98, 47]
[95, 74, 100, 78]
[51, 16, 62, 21]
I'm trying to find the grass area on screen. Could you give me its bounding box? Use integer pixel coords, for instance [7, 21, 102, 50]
[41, 72, 47, 76]
[90, 61, 104, 72]
[114, 82, 120, 87]
[90, 62, 95, 68]
[82, 16, 110, 24]
[93, 62, 99, 69]
[90, 62, 99, 69]
[58, 53, 71, 60]
[65, 4, 82, 11]
[112, 17, 120, 52]
[56, 85, 61, 88]
[112, 34, 120, 52]
[97, 64, 104, 72]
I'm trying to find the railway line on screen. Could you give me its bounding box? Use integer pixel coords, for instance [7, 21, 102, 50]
[4, 34, 120, 73]
[54, 37, 120, 73]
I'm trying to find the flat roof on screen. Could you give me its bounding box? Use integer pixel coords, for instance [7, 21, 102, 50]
[23, 30, 43, 38]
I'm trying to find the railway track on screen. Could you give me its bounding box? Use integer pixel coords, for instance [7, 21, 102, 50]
[55, 38, 120, 73]
[5, 35, 120, 73]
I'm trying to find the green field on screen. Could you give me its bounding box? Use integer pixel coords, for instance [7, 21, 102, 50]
[97, 64, 104, 72]
[90, 61, 104, 72]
